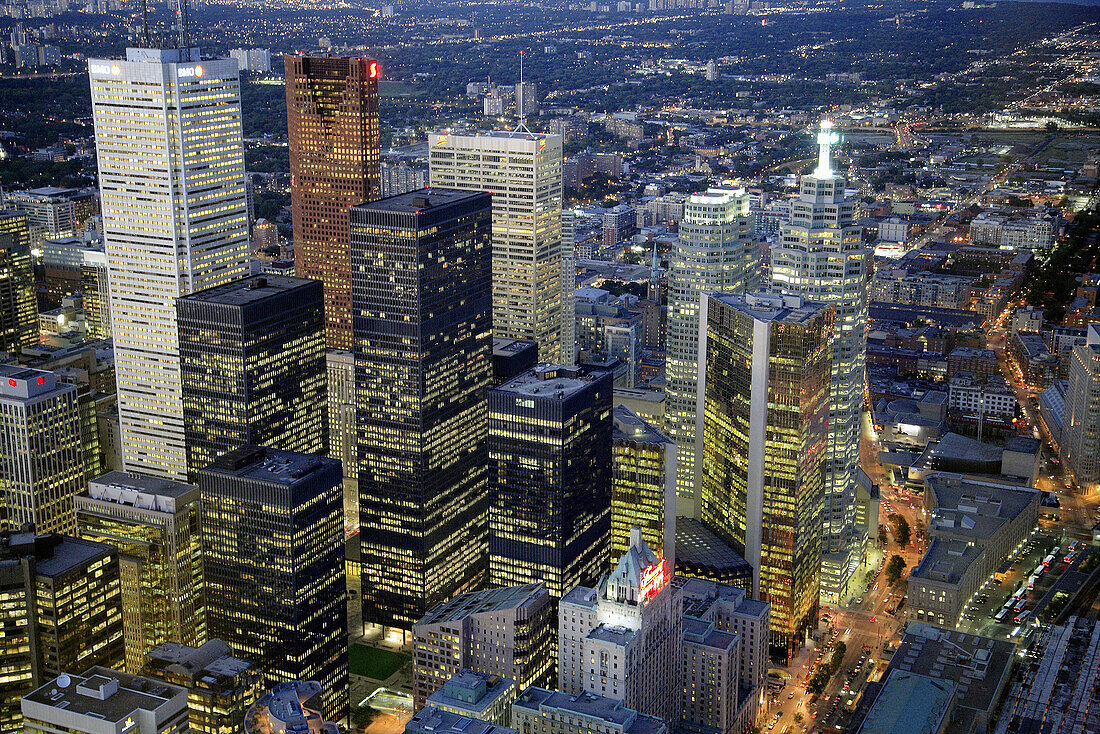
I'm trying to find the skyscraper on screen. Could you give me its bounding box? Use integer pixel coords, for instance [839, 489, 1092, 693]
[197, 446, 348, 723]
[176, 275, 327, 477]
[0, 365, 83, 535]
[76, 472, 206, 673]
[696, 292, 831, 655]
[611, 405, 676, 566]
[664, 188, 757, 517]
[89, 48, 251, 481]
[429, 131, 566, 362]
[769, 121, 867, 604]
[80, 248, 110, 340]
[350, 189, 493, 635]
[285, 54, 381, 350]
[0, 211, 36, 357]
[1064, 323, 1100, 490]
[325, 350, 356, 478]
[488, 364, 613, 599]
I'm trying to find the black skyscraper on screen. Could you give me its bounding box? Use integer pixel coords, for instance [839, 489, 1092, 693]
[350, 188, 493, 634]
[196, 446, 348, 723]
[488, 364, 613, 599]
[176, 275, 327, 478]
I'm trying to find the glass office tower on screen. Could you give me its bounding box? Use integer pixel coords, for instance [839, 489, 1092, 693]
[350, 189, 493, 636]
[0, 211, 36, 357]
[697, 292, 831, 656]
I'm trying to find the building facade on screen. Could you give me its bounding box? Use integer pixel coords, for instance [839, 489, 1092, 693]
[768, 121, 867, 604]
[488, 365, 613, 599]
[22, 668, 189, 734]
[1064, 323, 1100, 490]
[197, 446, 348, 723]
[0, 211, 36, 357]
[428, 131, 567, 362]
[665, 188, 757, 518]
[351, 189, 493, 634]
[89, 48, 251, 481]
[177, 275, 327, 477]
[0, 365, 83, 535]
[76, 472, 205, 673]
[697, 293, 831, 655]
[285, 54, 381, 350]
[611, 405, 676, 566]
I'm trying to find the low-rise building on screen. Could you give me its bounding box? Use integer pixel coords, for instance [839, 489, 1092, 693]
[244, 681, 338, 734]
[22, 668, 188, 734]
[948, 372, 1016, 418]
[425, 671, 516, 727]
[854, 670, 956, 734]
[511, 688, 667, 734]
[407, 707, 517, 734]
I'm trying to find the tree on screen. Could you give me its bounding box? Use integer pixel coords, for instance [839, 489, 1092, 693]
[886, 554, 907, 586]
[878, 524, 888, 546]
[888, 513, 910, 547]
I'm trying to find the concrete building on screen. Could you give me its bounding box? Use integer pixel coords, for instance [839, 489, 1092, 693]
[228, 48, 271, 72]
[407, 707, 517, 734]
[325, 351, 355, 478]
[22, 668, 188, 734]
[559, 529, 679, 723]
[80, 248, 110, 340]
[696, 293, 831, 654]
[854, 670, 956, 734]
[1064, 323, 1100, 490]
[870, 269, 973, 311]
[76, 473, 205, 673]
[665, 188, 757, 517]
[89, 48, 251, 481]
[511, 688, 667, 734]
[0, 365, 83, 535]
[411, 584, 553, 710]
[948, 372, 1017, 419]
[424, 671, 516, 726]
[769, 121, 868, 604]
[429, 131, 566, 362]
[611, 405, 676, 565]
[244, 681, 338, 734]
[907, 473, 1039, 628]
[141, 640, 263, 734]
[994, 616, 1100, 734]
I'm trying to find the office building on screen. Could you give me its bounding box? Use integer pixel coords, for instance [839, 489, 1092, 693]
[511, 688, 668, 734]
[76, 472, 206, 673]
[489, 365, 613, 598]
[244, 681, 339, 734]
[2, 187, 96, 246]
[673, 518, 753, 591]
[285, 54, 381, 350]
[80, 248, 110, 339]
[0, 533, 124, 734]
[351, 189, 493, 635]
[995, 617, 1100, 734]
[515, 81, 538, 119]
[0, 365, 83, 535]
[853, 670, 956, 734]
[89, 48, 251, 481]
[492, 338, 539, 386]
[429, 131, 566, 362]
[611, 405, 676, 565]
[325, 350, 356, 477]
[1064, 323, 1100, 490]
[22, 668, 189, 734]
[197, 446, 347, 722]
[425, 671, 516, 727]
[408, 707, 517, 734]
[697, 293, 832, 655]
[769, 120, 868, 604]
[907, 473, 1039, 629]
[229, 48, 271, 73]
[177, 275, 327, 477]
[142, 640, 264, 734]
[0, 211, 36, 357]
[558, 529, 679, 723]
[412, 583, 552, 710]
[574, 288, 642, 387]
[664, 188, 757, 517]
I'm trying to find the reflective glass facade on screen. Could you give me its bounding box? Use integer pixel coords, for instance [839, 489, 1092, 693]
[286, 54, 381, 351]
[177, 276, 327, 478]
[697, 293, 831, 655]
[488, 365, 613, 599]
[0, 212, 37, 357]
[350, 189, 493, 632]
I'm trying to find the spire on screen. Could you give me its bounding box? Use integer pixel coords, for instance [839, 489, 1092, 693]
[814, 119, 840, 177]
[514, 50, 531, 134]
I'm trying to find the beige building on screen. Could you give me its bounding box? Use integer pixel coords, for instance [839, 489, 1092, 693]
[22, 668, 188, 734]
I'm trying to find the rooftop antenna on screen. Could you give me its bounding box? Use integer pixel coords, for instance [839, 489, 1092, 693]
[514, 50, 531, 134]
[175, 0, 190, 51]
[141, 0, 150, 47]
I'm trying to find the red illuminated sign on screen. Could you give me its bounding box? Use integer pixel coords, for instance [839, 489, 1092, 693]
[640, 560, 668, 602]
[369, 62, 379, 79]
[36, 376, 45, 385]
[6, 379, 15, 387]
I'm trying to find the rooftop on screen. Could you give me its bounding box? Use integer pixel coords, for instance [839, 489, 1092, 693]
[705, 291, 827, 326]
[144, 640, 256, 685]
[23, 667, 184, 724]
[612, 405, 671, 446]
[416, 583, 547, 627]
[513, 688, 665, 734]
[494, 364, 609, 400]
[204, 445, 338, 487]
[84, 471, 197, 513]
[407, 706, 517, 734]
[492, 338, 537, 357]
[924, 472, 1039, 542]
[856, 670, 955, 734]
[179, 275, 318, 308]
[675, 517, 753, 579]
[0, 533, 113, 578]
[352, 187, 490, 216]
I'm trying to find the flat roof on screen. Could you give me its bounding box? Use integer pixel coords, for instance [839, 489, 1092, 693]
[493, 338, 537, 356]
[205, 445, 338, 487]
[612, 405, 671, 445]
[705, 291, 827, 326]
[416, 583, 547, 627]
[857, 670, 955, 734]
[33, 535, 112, 578]
[513, 688, 665, 734]
[179, 275, 317, 308]
[88, 471, 196, 500]
[352, 187, 489, 215]
[24, 668, 182, 723]
[494, 364, 607, 400]
[675, 517, 752, 576]
[408, 706, 518, 734]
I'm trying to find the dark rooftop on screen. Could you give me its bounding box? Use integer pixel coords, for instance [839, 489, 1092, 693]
[178, 275, 318, 308]
[352, 187, 490, 215]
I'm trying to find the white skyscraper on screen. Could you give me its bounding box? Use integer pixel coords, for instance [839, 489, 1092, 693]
[769, 120, 868, 604]
[428, 131, 566, 362]
[89, 48, 250, 481]
[665, 188, 757, 516]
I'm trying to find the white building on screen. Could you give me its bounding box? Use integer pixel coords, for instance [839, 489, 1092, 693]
[559, 528, 680, 723]
[429, 131, 567, 363]
[947, 372, 1017, 419]
[22, 668, 189, 734]
[89, 48, 251, 480]
[325, 350, 356, 478]
[0, 365, 82, 535]
[769, 120, 868, 603]
[229, 48, 272, 72]
[665, 188, 757, 516]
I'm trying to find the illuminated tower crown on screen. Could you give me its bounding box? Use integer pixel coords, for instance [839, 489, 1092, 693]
[814, 119, 841, 177]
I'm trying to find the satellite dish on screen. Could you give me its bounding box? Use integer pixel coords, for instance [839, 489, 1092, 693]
[57, 674, 71, 688]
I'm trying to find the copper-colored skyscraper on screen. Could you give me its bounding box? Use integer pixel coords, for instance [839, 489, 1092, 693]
[286, 54, 381, 350]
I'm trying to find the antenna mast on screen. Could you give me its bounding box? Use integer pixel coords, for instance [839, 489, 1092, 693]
[514, 50, 531, 134]
[176, 0, 190, 50]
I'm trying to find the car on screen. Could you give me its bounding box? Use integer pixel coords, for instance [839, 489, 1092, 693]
[857, 597, 864, 604]
[788, 692, 794, 700]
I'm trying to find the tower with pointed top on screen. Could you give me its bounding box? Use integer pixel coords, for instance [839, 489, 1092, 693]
[769, 120, 867, 606]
